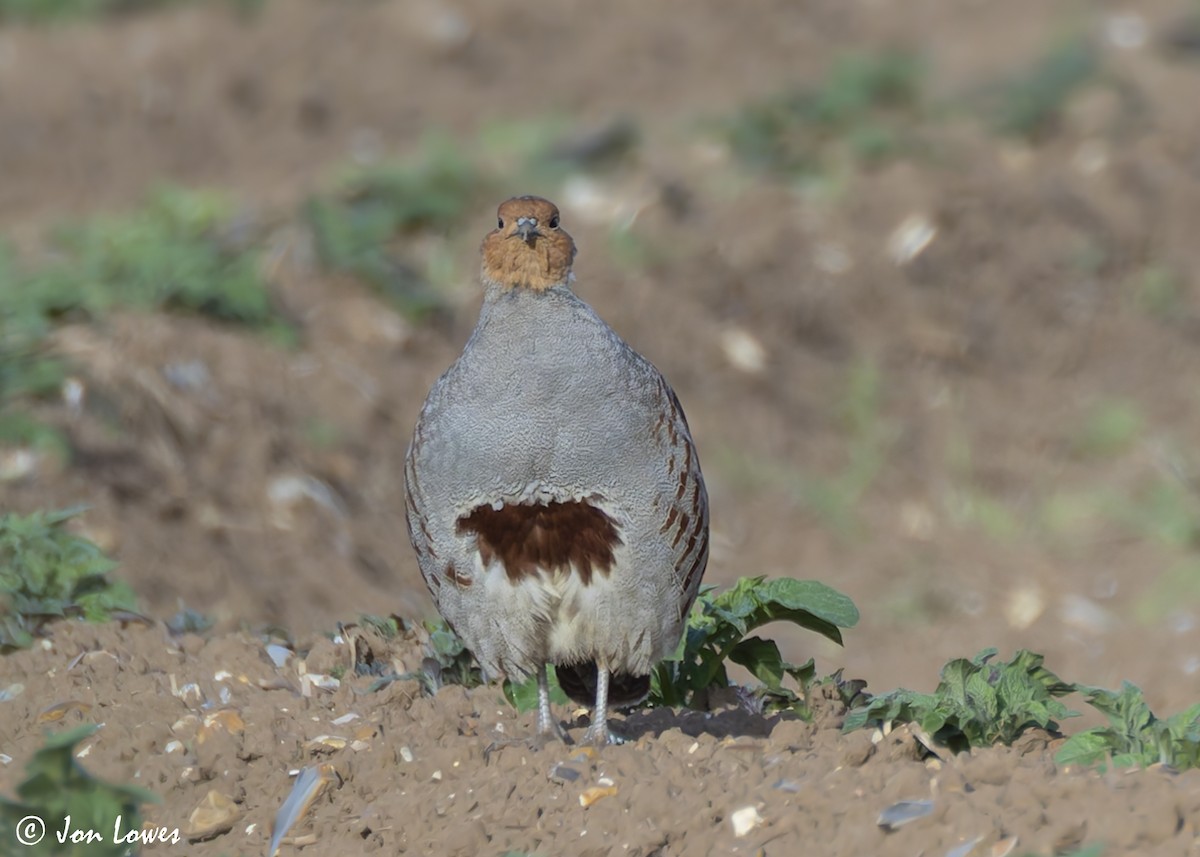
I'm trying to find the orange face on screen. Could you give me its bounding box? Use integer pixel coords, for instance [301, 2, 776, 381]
[480, 196, 577, 291]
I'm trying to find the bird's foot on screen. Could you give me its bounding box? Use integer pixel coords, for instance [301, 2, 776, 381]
[581, 719, 628, 747]
[538, 706, 571, 745]
[483, 722, 571, 764]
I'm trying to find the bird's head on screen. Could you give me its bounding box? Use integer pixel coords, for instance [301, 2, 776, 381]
[480, 196, 577, 292]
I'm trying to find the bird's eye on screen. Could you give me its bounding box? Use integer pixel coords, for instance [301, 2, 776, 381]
[498, 218, 505, 229]
[549, 215, 560, 229]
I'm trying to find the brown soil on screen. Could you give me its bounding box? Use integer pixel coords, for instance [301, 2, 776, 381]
[4, 0, 1200, 854]
[5, 621, 1200, 856]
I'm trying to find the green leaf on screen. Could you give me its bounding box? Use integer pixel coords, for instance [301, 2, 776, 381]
[728, 636, 785, 689]
[418, 619, 483, 690]
[0, 725, 158, 857]
[845, 648, 1077, 753]
[1055, 681, 1200, 771]
[503, 667, 567, 714]
[0, 508, 138, 651]
[304, 137, 483, 320]
[646, 576, 858, 711]
[1055, 730, 1113, 768]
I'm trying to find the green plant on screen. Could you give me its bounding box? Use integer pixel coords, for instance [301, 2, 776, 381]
[803, 358, 895, 534]
[0, 0, 255, 23]
[649, 576, 859, 713]
[503, 665, 569, 712]
[1134, 560, 1200, 624]
[0, 246, 70, 460]
[843, 649, 1076, 752]
[986, 38, 1098, 139]
[19, 186, 281, 330]
[357, 613, 403, 640]
[1132, 264, 1182, 319]
[714, 360, 894, 536]
[305, 138, 484, 318]
[1074, 399, 1142, 458]
[1114, 475, 1200, 550]
[0, 187, 289, 456]
[0, 409, 70, 464]
[1057, 682, 1200, 770]
[0, 507, 137, 652]
[495, 577, 858, 717]
[0, 724, 157, 857]
[724, 51, 922, 175]
[422, 618, 484, 689]
[369, 616, 486, 695]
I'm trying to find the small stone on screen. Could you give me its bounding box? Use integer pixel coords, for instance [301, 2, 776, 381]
[186, 790, 241, 839]
[887, 214, 937, 265]
[1004, 584, 1045, 630]
[720, 328, 767, 374]
[306, 735, 347, 751]
[877, 799, 934, 831]
[62, 377, 85, 413]
[549, 764, 581, 784]
[579, 785, 618, 807]
[399, 746, 414, 763]
[945, 836, 985, 857]
[730, 805, 763, 838]
[1059, 594, 1115, 634]
[1105, 13, 1147, 50]
[0, 448, 39, 483]
[162, 360, 211, 392]
[266, 645, 292, 668]
[569, 747, 598, 763]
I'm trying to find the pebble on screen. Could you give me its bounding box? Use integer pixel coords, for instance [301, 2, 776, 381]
[877, 799, 934, 830]
[579, 785, 618, 807]
[1105, 13, 1147, 50]
[719, 327, 767, 374]
[162, 360, 211, 392]
[730, 805, 763, 838]
[887, 214, 937, 265]
[945, 835, 985, 857]
[1003, 583, 1045, 630]
[0, 448, 39, 482]
[549, 764, 581, 784]
[1058, 594, 1115, 634]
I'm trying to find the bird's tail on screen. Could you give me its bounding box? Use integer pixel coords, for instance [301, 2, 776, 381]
[556, 661, 650, 709]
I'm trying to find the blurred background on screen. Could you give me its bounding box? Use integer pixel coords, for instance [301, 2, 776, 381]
[3, 0, 1200, 712]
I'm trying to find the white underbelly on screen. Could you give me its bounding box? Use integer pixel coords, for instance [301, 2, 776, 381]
[498, 561, 662, 671]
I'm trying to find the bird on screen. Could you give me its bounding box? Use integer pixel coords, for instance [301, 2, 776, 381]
[404, 195, 708, 746]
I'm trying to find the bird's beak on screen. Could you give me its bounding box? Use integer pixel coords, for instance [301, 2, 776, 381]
[515, 217, 540, 245]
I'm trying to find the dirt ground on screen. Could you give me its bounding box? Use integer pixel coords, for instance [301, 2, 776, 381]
[4, 0, 1200, 854]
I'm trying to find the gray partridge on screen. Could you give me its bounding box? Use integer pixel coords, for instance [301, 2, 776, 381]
[404, 196, 708, 746]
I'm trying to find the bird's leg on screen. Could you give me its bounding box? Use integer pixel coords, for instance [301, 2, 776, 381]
[537, 664, 569, 742]
[582, 665, 627, 746]
[484, 663, 568, 763]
